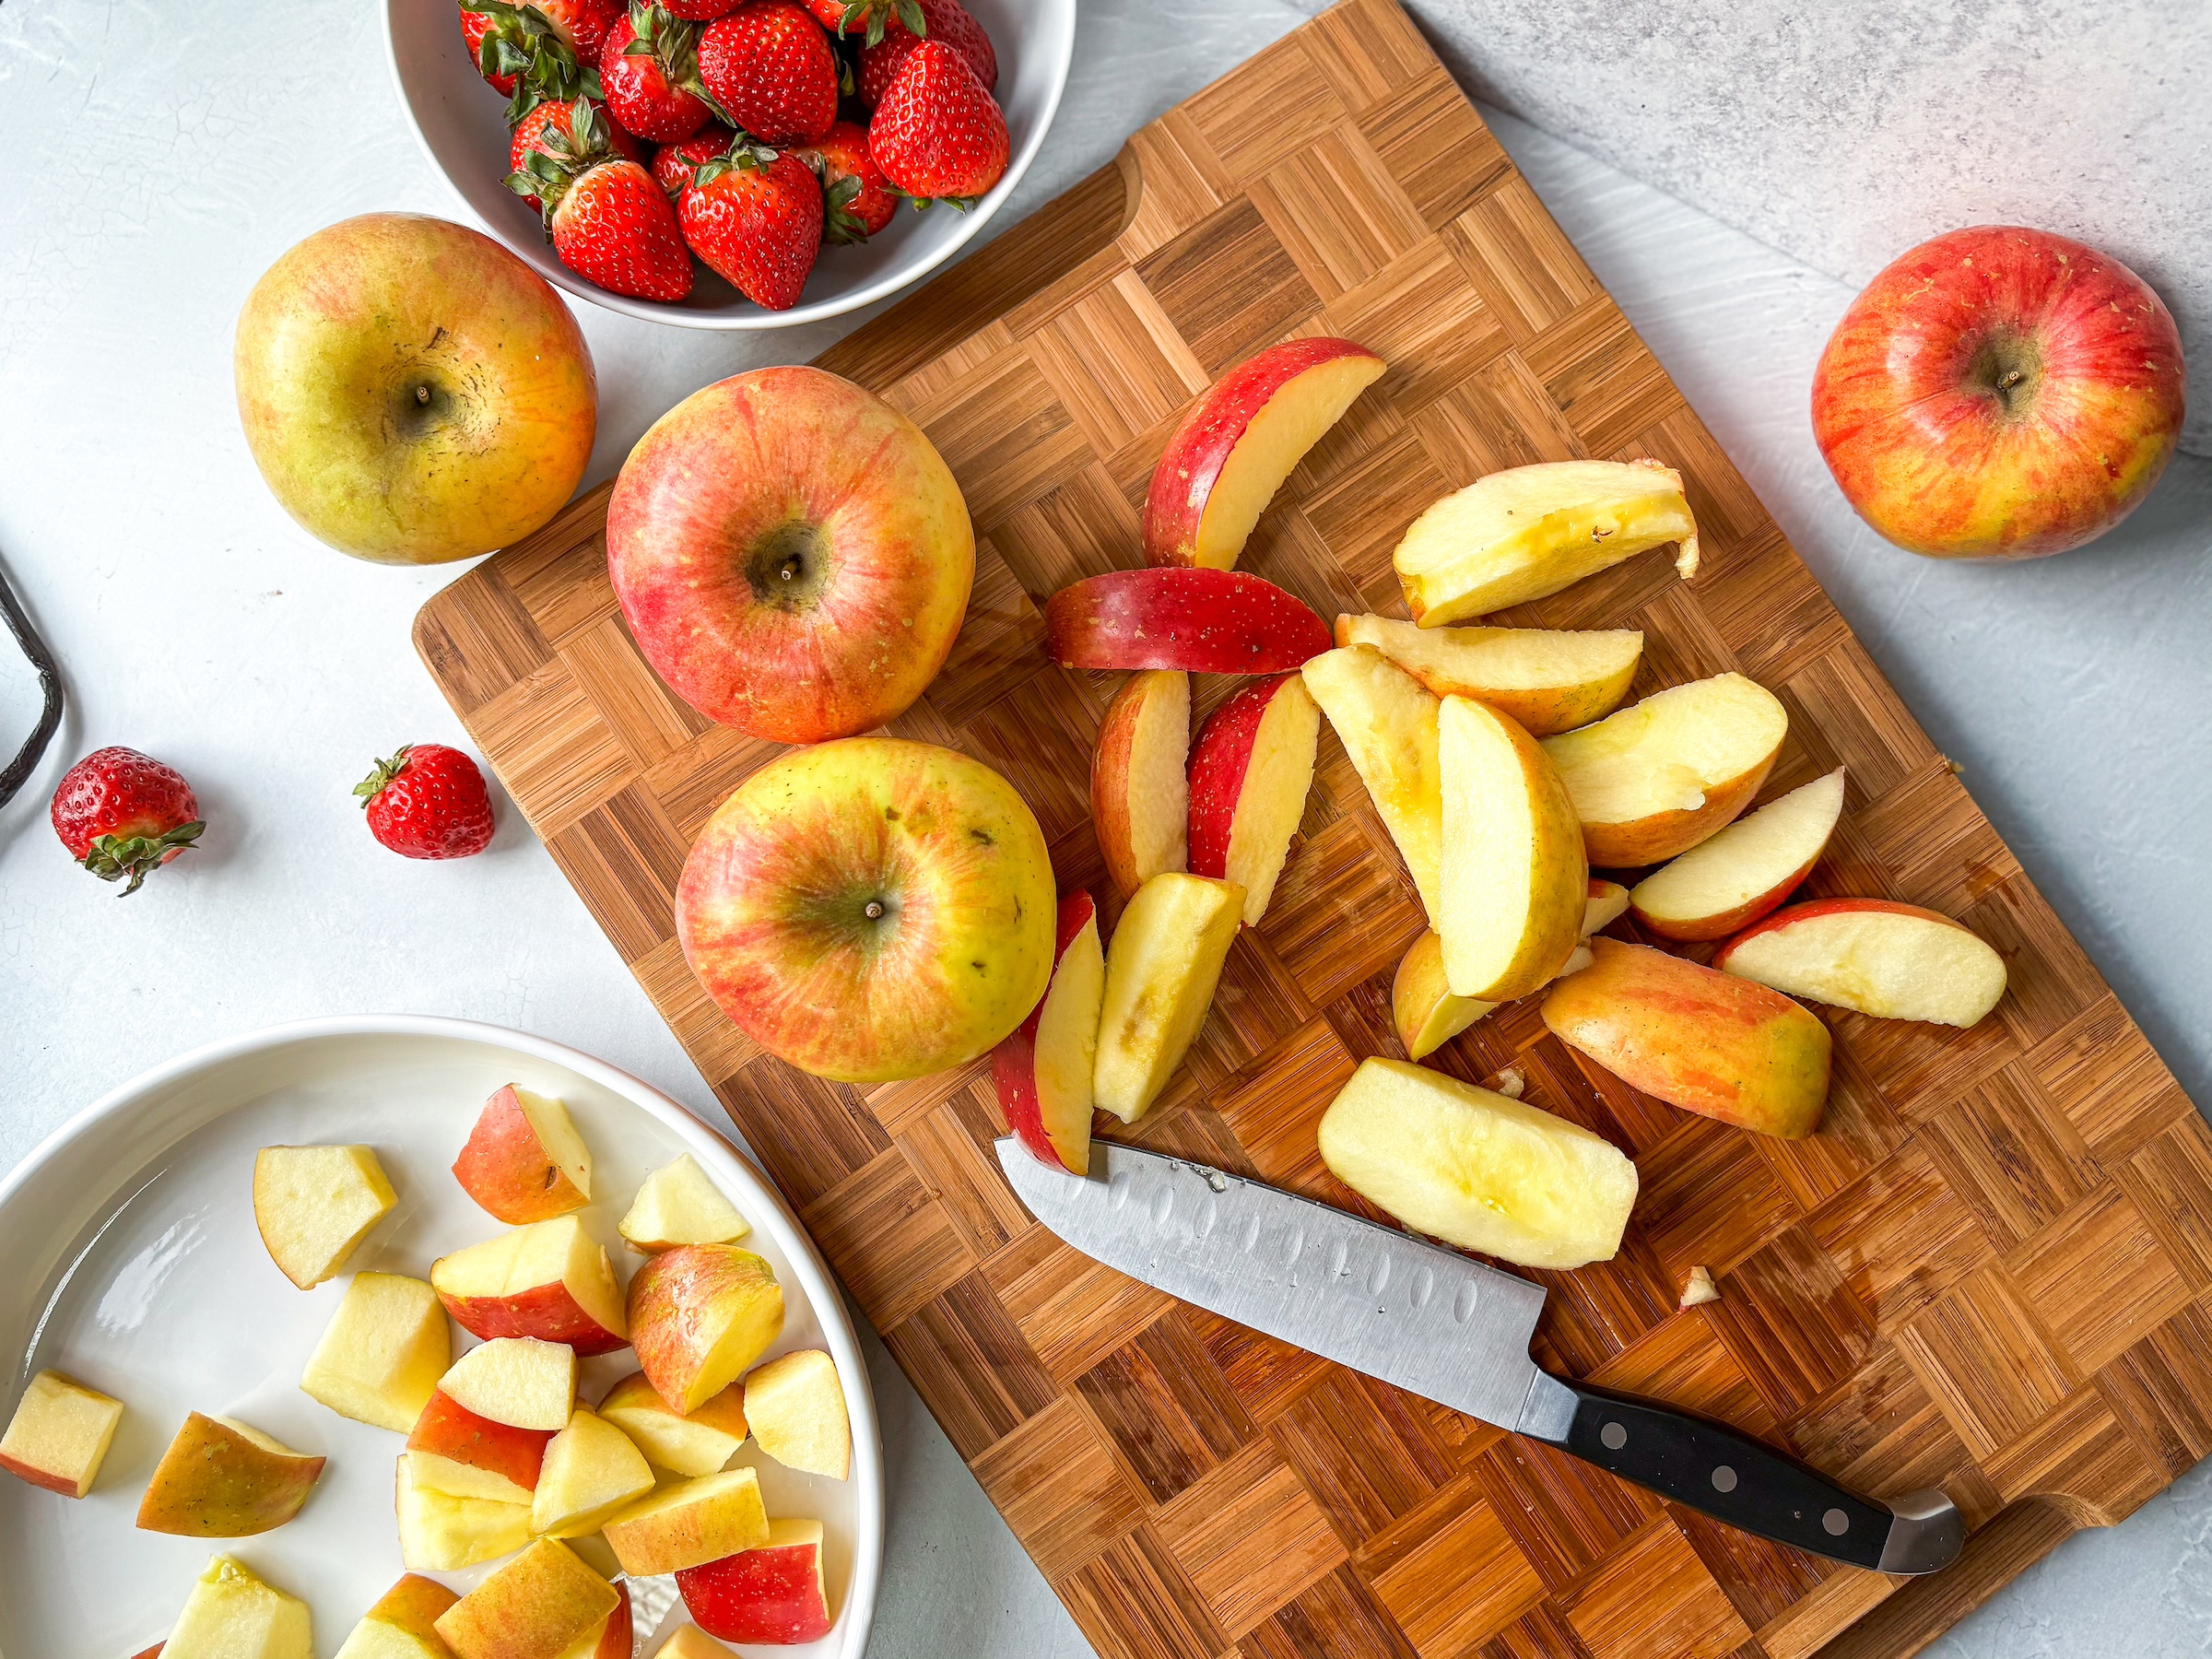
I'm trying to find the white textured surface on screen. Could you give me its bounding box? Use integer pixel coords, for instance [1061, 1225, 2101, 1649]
[1, 1, 2207, 1653]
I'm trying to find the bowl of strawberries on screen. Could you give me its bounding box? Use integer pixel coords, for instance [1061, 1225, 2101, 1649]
[385, 0, 1075, 326]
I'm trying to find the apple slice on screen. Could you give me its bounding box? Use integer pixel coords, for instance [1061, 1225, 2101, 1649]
[629, 1243, 786, 1413]
[395, 1454, 533, 1572]
[532, 1406, 656, 1538]
[1715, 899, 2007, 1027]
[333, 1574, 460, 1659]
[0, 1369, 124, 1498]
[1318, 1057, 1637, 1269]
[454, 1086, 594, 1226]
[1335, 615, 1643, 736]
[744, 1348, 851, 1479]
[597, 1371, 750, 1477]
[1045, 569, 1331, 673]
[1144, 337, 1386, 571]
[1544, 936, 1831, 1137]
[993, 889, 1105, 1176]
[618, 1154, 751, 1254]
[1300, 644, 1443, 923]
[406, 1388, 556, 1503]
[1188, 672, 1321, 926]
[1091, 669, 1190, 897]
[434, 1538, 620, 1659]
[253, 1144, 397, 1289]
[1630, 769, 1846, 940]
[603, 1465, 771, 1576]
[162, 1555, 313, 1659]
[1091, 872, 1245, 1124]
[301, 1270, 452, 1433]
[1540, 672, 1788, 866]
[439, 1336, 577, 1431]
[677, 1517, 835, 1646]
[1391, 880, 1617, 1061]
[1437, 696, 1588, 1002]
[137, 1412, 326, 1536]
[658, 1629, 742, 1659]
[430, 1216, 629, 1355]
[1392, 458, 1700, 625]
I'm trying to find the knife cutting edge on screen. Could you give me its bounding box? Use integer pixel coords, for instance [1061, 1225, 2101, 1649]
[995, 1136, 1962, 1575]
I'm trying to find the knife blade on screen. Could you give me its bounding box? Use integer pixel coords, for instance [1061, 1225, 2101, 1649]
[998, 1136, 1961, 1575]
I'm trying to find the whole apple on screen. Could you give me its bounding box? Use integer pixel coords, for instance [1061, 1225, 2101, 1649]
[235, 214, 596, 565]
[607, 366, 974, 743]
[1812, 225, 2184, 559]
[677, 737, 1054, 1082]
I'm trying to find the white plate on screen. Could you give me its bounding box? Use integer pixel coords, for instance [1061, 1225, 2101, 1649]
[0, 1016, 882, 1658]
[382, 0, 1077, 329]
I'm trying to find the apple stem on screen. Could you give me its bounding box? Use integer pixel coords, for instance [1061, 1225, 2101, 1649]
[416, 384, 431, 405]
[865, 900, 885, 920]
[1997, 370, 2024, 391]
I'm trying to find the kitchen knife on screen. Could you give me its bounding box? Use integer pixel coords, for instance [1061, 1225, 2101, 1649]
[996, 1137, 1961, 1574]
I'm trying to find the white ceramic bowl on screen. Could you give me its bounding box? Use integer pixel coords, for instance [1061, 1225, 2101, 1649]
[383, 0, 1075, 328]
[0, 1016, 881, 1657]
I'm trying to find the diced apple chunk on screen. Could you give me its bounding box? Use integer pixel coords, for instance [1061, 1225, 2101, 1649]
[532, 1406, 655, 1538]
[1092, 873, 1245, 1124]
[619, 1153, 750, 1254]
[1335, 615, 1643, 735]
[1188, 672, 1321, 924]
[1715, 899, 2007, 1027]
[0, 1369, 124, 1498]
[1392, 879, 1620, 1061]
[434, 1538, 619, 1659]
[440, 1336, 577, 1431]
[453, 1085, 594, 1226]
[744, 1347, 851, 1479]
[333, 1573, 460, 1659]
[1630, 769, 1845, 940]
[136, 1413, 326, 1537]
[430, 1215, 629, 1355]
[603, 1465, 771, 1577]
[597, 1370, 750, 1477]
[406, 1387, 554, 1503]
[253, 1144, 397, 1288]
[1300, 644, 1443, 924]
[163, 1555, 314, 1659]
[629, 1244, 786, 1414]
[395, 1453, 534, 1571]
[1318, 1057, 1637, 1269]
[301, 1271, 452, 1433]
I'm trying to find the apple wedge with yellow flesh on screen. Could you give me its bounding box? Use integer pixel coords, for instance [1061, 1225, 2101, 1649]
[994, 889, 1105, 1176]
[532, 1406, 655, 1538]
[1391, 879, 1626, 1060]
[453, 1085, 594, 1226]
[333, 1574, 460, 1659]
[1540, 672, 1788, 866]
[604, 1465, 771, 1576]
[1092, 872, 1245, 1124]
[253, 1143, 397, 1288]
[1437, 696, 1587, 1003]
[1300, 644, 1443, 924]
[395, 1454, 533, 1571]
[1335, 615, 1643, 736]
[629, 1243, 785, 1414]
[137, 1412, 326, 1536]
[677, 1517, 835, 1646]
[660, 1628, 743, 1659]
[1091, 669, 1189, 897]
[434, 1538, 619, 1659]
[1188, 672, 1321, 926]
[439, 1335, 577, 1431]
[163, 1555, 313, 1659]
[431, 1215, 629, 1355]
[1393, 458, 1700, 626]
[1045, 569, 1332, 673]
[744, 1347, 851, 1478]
[0, 1369, 124, 1498]
[1145, 337, 1385, 570]
[1544, 937, 1831, 1136]
[597, 1371, 749, 1477]
[619, 1153, 750, 1254]
[301, 1270, 451, 1433]
[1715, 899, 2007, 1027]
[1630, 769, 1845, 941]
[406, 1387, 555, 1503]
[1318, 1058, 1636, 1268]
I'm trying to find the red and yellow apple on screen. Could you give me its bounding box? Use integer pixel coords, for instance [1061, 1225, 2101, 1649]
[597, 1371, 750, 1477]
[406, 1387, 556, 1503]
[453, 1086, 594, 1225]
[606, 365, 973, 742]
[629, 1243, 786, 1413]
[300, 1271, 452, 1433]
[434, 1538, 619, 1659]
[1045, 569, 1331, 673]
[1144, 336, 1385, 570]
[1335, 615, 1643, 736]
[234, 213, 594, 565]
[1630, 769, 1844, 940]
[677, 1517, 836, 1646]
[1300, 644, 1443, 923]
[137, 1413, 326, 1536]
[163, 1555, 313, 1659]
[1090, 669, 1189, 897]
[1187, 672, 1321, 925]
[677, 737, 1056, 1083]
[993, 889, 1104, 1176]
[1092, 872, 1245, 1124]
[0, 1369, 124, 1498]
[334, 1573, 460, 1659]
[603, 1465, 771, 1576]
[744, 1347, 851, 1479]
[430, 1216, 629, 1355]
[253, 1143, 396, 1288]
[1715, 899, 2007, 1027]
[618, 1154, 750, 1254]
[1812, 225, 2186, 559]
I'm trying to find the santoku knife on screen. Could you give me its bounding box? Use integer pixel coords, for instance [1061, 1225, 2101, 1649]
[996, 1137, 1961, 1574]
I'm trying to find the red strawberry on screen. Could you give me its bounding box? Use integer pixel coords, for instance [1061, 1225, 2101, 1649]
[463, 0, 618, 119]
[663, 0, 745, 17]
[794, 120, 896, 241]
[802, 0, 908, 39]
[698, 3, 839, 146]
[679, 136, 824, 308]
[855, 0, 994, 105]
[867, 38, 1006, 204]
[600, 3, 716, 143]
[51, 747, 204, 896]
[355, 746, 496, 861]
[512, 98, 643, 206]
[652, 125, 737, 195]
[511, 98, 695, 298]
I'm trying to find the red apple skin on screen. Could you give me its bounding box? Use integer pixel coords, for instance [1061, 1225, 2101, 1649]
[406, 1389, 555, 1493]
[1144, 337, 1384, 567]
[1045, 569, 1330, 673]
[1185, 673, 1299, 886]
[598, 1583, 633, 1659]
[436, 1282, 629, 1357]
[606, 365, 974, 742]
[452, 1085, 587, 1225]
[1812, 226, 2185, 559]
[992, 890, 1099, 1174]
[1712, 898, 1971, 966]
[677, 1536, 834, 1645]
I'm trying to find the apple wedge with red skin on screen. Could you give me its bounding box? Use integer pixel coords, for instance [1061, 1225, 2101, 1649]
[1187, 672, 1321, 926]
[430, 1215, 629, 1356]
[1630, 769, 1845, 941]
[1046, 569, 1330, 674]
[678, 1517, 836, 1646]
[453, 1084, 594, 1225]
[406, 1387, 556, 1504]
[1091, 669, 1189, 897]
[1715, 899, 2007, 1028]
[1145, 337, 1385, 571]
[993, 890, 1105, 1176]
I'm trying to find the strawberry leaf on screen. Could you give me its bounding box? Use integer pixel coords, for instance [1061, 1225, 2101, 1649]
[822, 173, 871, 243]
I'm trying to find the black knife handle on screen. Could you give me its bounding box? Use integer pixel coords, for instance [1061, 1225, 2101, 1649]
[1528, 1377, 1962, 1573]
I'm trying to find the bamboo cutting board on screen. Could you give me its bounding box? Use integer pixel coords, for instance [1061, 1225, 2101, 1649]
[415, 4, 2212, 1653]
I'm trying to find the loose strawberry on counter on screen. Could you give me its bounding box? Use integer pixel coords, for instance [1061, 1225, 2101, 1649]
[698, 2, 841, 147]
[600, 2, 719, 143]
[679, 136, 825, 308]
[510, 98, 643, 208]
[51, 747, 204, 896]
[355, 744, 497, 861]
[794, 121, 897, 241]
[510, 99, 695, 300]
[855, 0, 996, 104]
[867, 38, 1007, 205]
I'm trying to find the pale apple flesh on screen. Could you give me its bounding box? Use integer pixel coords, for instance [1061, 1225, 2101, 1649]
[0, 1369, 124, 1498]
[437, 1336, 578, 1431]
[1715, 899, 2007, 1027]
[603, 1465, 771, 1576]
[1145, 337, 1386, 570]
[1300, 645, 1443, 924]
[532, 1406, 656, 1538]
[606, 364, 974, 742]
[1318, 1058, 1637, 1269]
[253, 1143, 397, 1288]
[619, 1153, 751, 1254]
[395, 1454, 534, 1572]
[1334, 614, 1643, 736]
[333, 1573, 461, 1659]
[162, 1554, 314, 1659]
[1091, 873, 1245, 1124]
[137, 1413, 326, 1537]
[433, 1538, 620, 1659]
[453, 1085, 594, 1226]
[597, 1370, 750, 1477]
[1630, 769, 1845, 940]
[993, 890, 1104, 1176]
[406, 1388, 555, 1503]
[659, 1625, 747, 1658]
[744, 1347, 852, 1479]
[677, 737, 1057, 1084]
[300, 1270, 452, 1433]
[1392, 458, 1700, 626]
[1045, 568, 1333, 673]
[1090, 669, 1190, 897]
[628, 1242, 786, 1414]
[1390, 879, 1627, 1061]
[1539, 672, 1788, 866]
[1584, 877, 1630, 935]
[430, 1215, 629, 1355]
[677, 1516, 835, 1646]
